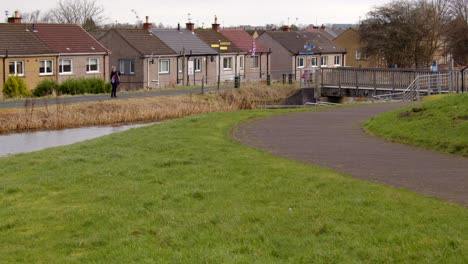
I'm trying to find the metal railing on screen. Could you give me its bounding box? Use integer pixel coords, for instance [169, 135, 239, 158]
[373, 73, 457, 101]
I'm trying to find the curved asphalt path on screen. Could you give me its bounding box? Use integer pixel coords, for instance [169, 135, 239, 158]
[234, 103, 468, 206]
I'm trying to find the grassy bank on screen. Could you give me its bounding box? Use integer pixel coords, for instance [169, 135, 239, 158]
[365, 94, 468, 156]
[0, 85, 295, 134]
[0, 109, 466, 263]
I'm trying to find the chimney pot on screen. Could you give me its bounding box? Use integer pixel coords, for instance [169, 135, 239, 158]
[186, 22, 195, 32]
[8, 10, 22, 24]
[212, 15, 220, 31]
[143, 16, 152, 30]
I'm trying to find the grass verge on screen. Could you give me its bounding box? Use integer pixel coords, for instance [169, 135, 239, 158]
[0, 85, 295, 134]
[0, 108, 466, 263]
[364, 93, 468, 156]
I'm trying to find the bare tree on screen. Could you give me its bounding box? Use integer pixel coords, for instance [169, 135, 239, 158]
[359, 0, 456, 68]
[445, 0, 468, 65]
[21, 10, 49, 23]
[46, 0, 105, 31]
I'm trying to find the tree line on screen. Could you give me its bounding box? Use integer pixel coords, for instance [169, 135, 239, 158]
[359, 0, 468, 68]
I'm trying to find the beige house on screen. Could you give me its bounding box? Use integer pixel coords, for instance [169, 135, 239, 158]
[1, 15, 110, 97]
[98, 20, 178, 90]
[257, 29, 346, 80]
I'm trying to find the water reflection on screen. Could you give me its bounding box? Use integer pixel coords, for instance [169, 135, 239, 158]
[0, 123, 156, 157]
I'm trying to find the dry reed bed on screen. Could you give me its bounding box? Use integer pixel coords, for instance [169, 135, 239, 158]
[0, 86, 296, 134]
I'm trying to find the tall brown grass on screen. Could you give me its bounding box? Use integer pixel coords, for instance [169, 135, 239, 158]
[0, 85, 296, 134]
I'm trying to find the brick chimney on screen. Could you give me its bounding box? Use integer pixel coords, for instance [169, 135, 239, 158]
[212, 15, 220, 31]
[281, 25, 290, 32]
[143, 16, 152, 30]
[8, 10, 22, 24]
[186, 22, 195, 32]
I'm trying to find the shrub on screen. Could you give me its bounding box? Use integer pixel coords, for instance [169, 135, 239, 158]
[33, 79, 59, 97]
[57, 78, 110, 95]
[2, 76, 30, 98]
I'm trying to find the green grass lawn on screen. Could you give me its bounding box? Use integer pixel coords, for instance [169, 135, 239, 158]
[0, 108, 466, 263]
[365, 94, 468, 156]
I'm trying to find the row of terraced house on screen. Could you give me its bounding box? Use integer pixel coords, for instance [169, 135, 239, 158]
[1, 13, 364, 95]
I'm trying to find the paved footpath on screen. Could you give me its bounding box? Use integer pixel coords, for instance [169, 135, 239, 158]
[235, 103, 468, 206]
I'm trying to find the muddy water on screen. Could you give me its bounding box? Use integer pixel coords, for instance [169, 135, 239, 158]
[0, 123, 156, 157]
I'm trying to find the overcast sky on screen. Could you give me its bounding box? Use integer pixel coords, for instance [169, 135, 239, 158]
[3, 0, 393, 27]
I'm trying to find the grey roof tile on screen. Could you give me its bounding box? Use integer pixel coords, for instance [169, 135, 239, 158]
[152, 29, 218, 55]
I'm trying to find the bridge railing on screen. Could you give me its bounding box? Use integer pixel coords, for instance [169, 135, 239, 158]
[319, 67, 461, 91]
[373, 73, 457, 101]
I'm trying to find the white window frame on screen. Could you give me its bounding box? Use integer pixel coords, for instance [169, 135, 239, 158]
[86, 58, 99, 73]
[223, 57, 233, 70]
[311, 57, 318, 67]
[9, 61, 24, 76]
[250, 55, 260, 69]
[297, 57, 304, 68]
[194, 58, 202, 72]
[334, 55, 341, 66]
[39, 60, 54, 76]
[59, 59, 73, 75]
[239, 56, 244, 69]
[321, 56, 328, 67]
[119, 59, 135, 75]
[159, 59, 170, 74]
[355, 50, 361, 60]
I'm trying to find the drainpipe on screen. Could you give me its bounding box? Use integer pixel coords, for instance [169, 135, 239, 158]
[294, 54, 297, 80]
[2, 49, 7, 86]
[259, 53, 262, 79]
[147, 58, 150, 88]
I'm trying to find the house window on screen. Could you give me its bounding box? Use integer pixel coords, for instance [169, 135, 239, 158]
[223, 57, 232, 70]
[39, 60, 53, 75]
[239, 56, 244, 69]
[250, 56, 259, 69]
[297, 57, 304, 68]
[159, 59, 170, 74]
[364, 51, 369, 60]
[334, 56, 341, 66]
[355, 50, 361, 60]
[59, 59, 72, 74]
[311, 57, 318, 67]
[194, 58, 202, 72]
[321, 56, 328, 67]
[9, 61, 24, 76]
[86, 58, 99, 73]
[178, 58, 183, 73]
[119, 59, 135, 75]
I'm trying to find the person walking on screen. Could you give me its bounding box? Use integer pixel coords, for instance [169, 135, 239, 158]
[110, 66, 121, 98]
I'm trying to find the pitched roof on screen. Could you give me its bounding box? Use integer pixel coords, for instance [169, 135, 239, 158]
[299, 32, 346, 54]
[111, 28, 176, 56]
[152, 28, 217, 55]
[265, 31, 345, 55]
[302, 28, 347, 40]
[220, 30, 269, 53]
[0, 24, 56, 56]
[30, 23, 108, 54]
[264, 31, 309, 54]
[194, 29, 243, 53]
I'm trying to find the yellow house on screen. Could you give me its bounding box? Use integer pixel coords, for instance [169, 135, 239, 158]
[1, 19, 109, 98]
[0, 24, 58, 97]
[334, 28, 384, 68]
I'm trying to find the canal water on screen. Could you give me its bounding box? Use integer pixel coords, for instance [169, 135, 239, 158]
[0, 123, 156, 157]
